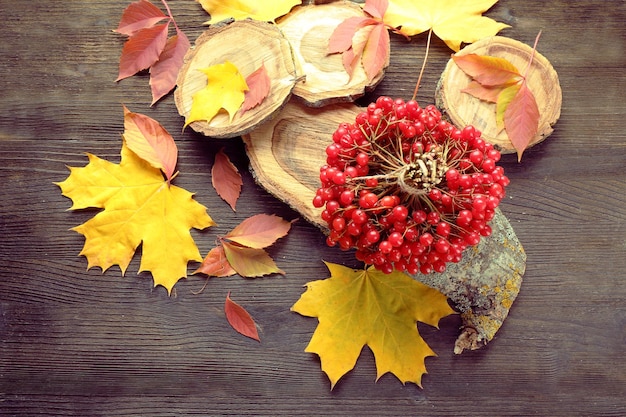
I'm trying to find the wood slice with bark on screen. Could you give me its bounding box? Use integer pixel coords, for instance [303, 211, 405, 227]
[277, 1, 389, 107]
[243, 99, 526, 352]
[436, 36, 562, 154]
[174, 20, 298, 138]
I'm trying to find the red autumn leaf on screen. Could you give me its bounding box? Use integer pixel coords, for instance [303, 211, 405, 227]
[122, 104, 178, 181]
[222, 242, 285, 277]
[115, 0, 168, 36]
[225, 292, 260, 342]
[461, 80, 502, 103]
[452, 54, 522, 87]
[117, 22, 170, 81]
[328, 16, 377, 54]
[212, 148, 242, 211]
[240, 63, 271, 114]
[361, 22, 389, 82]
[195, 246, 236, 277]
[504, 82, 540, 161]
[363, 0, 388, 19]
[149, 30, 190, 105]
[225, 214, 293, 249]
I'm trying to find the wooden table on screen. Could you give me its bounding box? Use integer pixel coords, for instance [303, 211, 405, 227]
[1, 1, 624, 415]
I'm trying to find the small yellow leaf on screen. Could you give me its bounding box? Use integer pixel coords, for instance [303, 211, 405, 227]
[185, 61, 248, 127]
[496, 83, 521, 130]
[384, 0, 510, 51]
[56, 142, 215, 294]
[197, 0, 301, 24]
[292, 262, 455, 389]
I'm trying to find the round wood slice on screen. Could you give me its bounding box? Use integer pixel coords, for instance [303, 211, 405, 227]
[436, 36, 562, 153]
[243, 99, 526, 352]
[174, 20, 298, 138]
[277, 1, 389, 107]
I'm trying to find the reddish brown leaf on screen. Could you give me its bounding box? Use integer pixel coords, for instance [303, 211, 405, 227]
[363, 0, 388, 19]
[195, 246, 236, 277]
[361, 22, 389, 82]
[222, 242, 285, 277]
[117, 22, 170, 81]
[122, 104, 178, 180]
[212, 148, 242, 211]
[149, 30, 190, 105]
[504, 82, 540, 161]
[225, 214, 293, 249]
[461, 80, 503, 103]
[341, 48, 360, 78]
[225, 292, 260, 342]
[328, 16, 377, 54]
[240, 63, 271, 114]
[452, 54, 522, 87]
[115, 0, 168, 36]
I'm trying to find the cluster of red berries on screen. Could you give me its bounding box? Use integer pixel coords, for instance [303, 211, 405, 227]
[313, 96, 510, 275]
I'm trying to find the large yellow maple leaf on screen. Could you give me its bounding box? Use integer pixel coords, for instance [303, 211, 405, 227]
[384, 0, 510, 51]
[185, 61, 248, 127]
[57, 142, 214, 294]
[292, 262, 455, 388]
[197, 0, 301, 25]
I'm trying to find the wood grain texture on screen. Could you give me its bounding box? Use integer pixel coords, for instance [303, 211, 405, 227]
[0, 1, 625, 416]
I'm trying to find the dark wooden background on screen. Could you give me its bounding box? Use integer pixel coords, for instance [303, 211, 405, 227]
[1, 1, 624, 416]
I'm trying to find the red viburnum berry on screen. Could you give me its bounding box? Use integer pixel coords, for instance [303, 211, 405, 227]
[313, 97, 509, 275]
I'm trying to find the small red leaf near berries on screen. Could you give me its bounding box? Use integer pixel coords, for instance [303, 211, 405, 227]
[461, 80, 502, 103]
[212, 148, 242, 211]
[361, 23, 390, 82]
[225, 292, 260, 342]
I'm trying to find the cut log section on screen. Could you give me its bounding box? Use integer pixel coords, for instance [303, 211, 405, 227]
[174, 20, 298, 138]
[243, 99, 526, 352]
[436, 36, 562, 154]
[277, 1, 389, 107]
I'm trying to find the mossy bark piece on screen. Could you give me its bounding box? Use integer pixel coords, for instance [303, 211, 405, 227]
[436, 36, 562, 154]
[174, 20, 297, 138]
[243, 99, 526, 352]
[416, 208, 526, 353]
[277, 1, 388, 107]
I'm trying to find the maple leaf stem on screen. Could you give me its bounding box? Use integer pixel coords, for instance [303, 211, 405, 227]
[412, 28, 433, 101]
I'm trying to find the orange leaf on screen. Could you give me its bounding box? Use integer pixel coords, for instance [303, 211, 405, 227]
[212, 148, 242, 211]
[116, 22, 170, 81]
[240, 63, 271, 114]
[328, 16, 377, 54]
[115, 0, 168, 36]
[461, 80, 503, 103]
[225, 214, 293, 249]
[363, 0, 388, 19]
[149, 30, 190, 105]
[195, 246, 236, 277]
[222, 242, 284, 277]
[225, 292, 260, 342]
[361, 22, 389, 82]
[452, 54, 522, 87]
[504, 82, 539, 162]
[122, 105, 178, 181]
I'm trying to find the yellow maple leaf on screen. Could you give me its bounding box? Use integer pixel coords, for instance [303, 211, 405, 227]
[384, 0, 510, 51]
[197, 0, 301, 25]
[56, 142, 215, 294]
[185, 61, 248, 127]
[292, 262, 455, 388]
